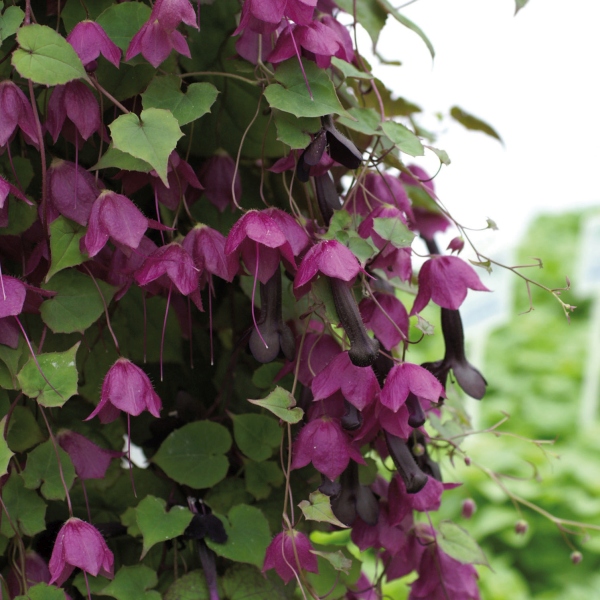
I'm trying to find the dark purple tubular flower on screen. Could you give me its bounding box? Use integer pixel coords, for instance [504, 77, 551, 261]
[423, 308, 487, 400]
[46, 81, 102, 145]
[329, 461, 379, 527]
[0, 80, 39, 148]
[385, 432, 428, 494]
[263, 530, 319, 584]
[294, 240, 379, 367]
[410, 254, 490, 315]
[410, 541, 481, 600]
[49, 518, 114, 585]
[82, 190, 148, 257]
[197, 151, 242, 213]
[125, 0, 199, 67]
[57, 430, 123, 480]
[86, 357, 162, 422]
[66, 20, 122, 69]
[249, 268, 295, 363]
[296, 114, 362, 182]
[313, 172, 343, 225]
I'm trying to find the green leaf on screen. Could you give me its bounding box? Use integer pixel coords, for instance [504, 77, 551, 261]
[41, 270, 117, 334]
[101, 565, 161, 600]
[245, 460, 283, 500]
[373, 217, 416, 248]
[381, 121, 424, 156]
[231, 413, 282, 462]
[248, 386, 303, 424]
[135, 495, 193, 558]
[334, 0, 387, 46]
[110, 108, 183, 186]
[0, 339, 26, 390]
[450, 106, 502, 142]
[14, 582, 68, 600]
[298, 491, 348, 528]
[164, 571, 209, 600]
[142, 75, 219, 126]
[331, 57, 374, 80]
[514, 0, 530, 14]
[6, 406, 45, 452]
[206, 504, 271, 567]
[152, 421, 231, 489]
[46, 217, 86, 281]
[12, 24, 87, 85]
[222, 564, 288, 600]
[311, 550, 353, 574]
[425, 144, 451, 165]
[95, 61, 156, 102]
[0, 473, 46, 537]
[251, 363, 283, 389]
[346, 232, 378, 264]
[120, 506, 141, 537]
[0, 5, 24, 42]
[17, 343, 79, 408]
[323, 209, 352, 240]
[96, 2, 152, 51]
[264, 59, 349, 119]
[377, 0, 435, 58]
[21, 439, 75, 500]
[273, 111, 320, 149]
[0, 416, 13, 478]
[0, 196, 37, 236]
[92, 144, 153, 173]
[437, 520, 490, 566]
[337, 107, 381, 136]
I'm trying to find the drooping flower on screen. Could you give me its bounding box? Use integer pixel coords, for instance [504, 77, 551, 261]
[350, 172, 413, 219]
[0, 275, 26, 319]
[380, 362, 445, 413]
[410, 255, 490, 315]
[311, 351, 379, 410]
[66, 20, 121, 69]
[236, 0, 318, 34]
[197, 151, 242, 213]
[0, 80, 39, 148]
[291, 415, 364, 480]
[409, 542, 481, 600]
[57, 430, 123, 480]
[182, 224, 238, 286]
[49, 518, 114, 586]
[135, 242, 199, 297]
[7, 551, 50, 597]
[45, 81, 102, 145]
[263, 530, 319, 584]
[385, 432, 429, 494]
[47, 158, 101, 225]
[329, 461, 379, 527]
[359, 293, 408, 351]
[225, 210, 297, 284]
[125, 0, 199, 67]
[82, 190, 148, 258]
[86, 357, 162, 422]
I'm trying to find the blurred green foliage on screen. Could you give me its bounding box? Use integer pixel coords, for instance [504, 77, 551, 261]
[432, 210, 600, 599]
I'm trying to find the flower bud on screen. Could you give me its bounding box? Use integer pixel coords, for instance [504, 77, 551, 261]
[461, 499, 476, 519]
[514, 520, 528, 535]
[570, 551, 583, 564]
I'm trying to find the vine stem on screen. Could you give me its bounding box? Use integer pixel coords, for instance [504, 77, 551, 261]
[179, 71, 259, 86]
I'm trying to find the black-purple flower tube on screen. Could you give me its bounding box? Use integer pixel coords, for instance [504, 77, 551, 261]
[249, 268, 295, 363]
[385, 431, 428, 494]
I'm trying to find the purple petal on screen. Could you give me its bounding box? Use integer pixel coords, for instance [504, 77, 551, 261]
[0, 276, 27, 319]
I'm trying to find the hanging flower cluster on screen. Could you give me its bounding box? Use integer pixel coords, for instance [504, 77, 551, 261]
[0, 0, 571, 598]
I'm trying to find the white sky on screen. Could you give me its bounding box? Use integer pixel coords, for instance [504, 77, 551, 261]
[364, 0, 600, 252]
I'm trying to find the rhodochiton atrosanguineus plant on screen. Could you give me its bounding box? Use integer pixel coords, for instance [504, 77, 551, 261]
[0, 0, 581, 598]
